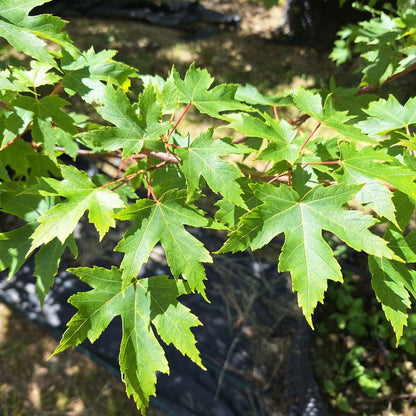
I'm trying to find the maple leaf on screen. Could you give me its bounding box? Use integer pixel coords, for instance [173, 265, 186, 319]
[338, 142, 416, 203]
[220, 183, 395, 325]
[356, 95, 416, 137]
[61, 47, 138, 104]
[140, 72, 179, 115]
[369, 229, 416, 343]
[115, 190, 214, 296]
[12, 61, 61, 89]
[176, 129, 248, 207]
[235, 84, 286, 106]
[10, 95, 78, 159]
[293, 89, 377, 143]
[77, 84, 159, 158]
[172, 64, 250, 118]
[77, 127, 144, 160]
[52, 266, 203, 414]
[29, 165, 125, 251]
[0, 1, 77, 68]
[226, 112, 300, 164]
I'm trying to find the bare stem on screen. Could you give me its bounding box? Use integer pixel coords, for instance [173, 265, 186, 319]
[167, 102, 192, 140]
[300, 122, 321, 152]
[273, 106, 279, 121]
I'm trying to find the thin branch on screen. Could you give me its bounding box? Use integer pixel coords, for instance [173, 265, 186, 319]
[55, 147, 181, 164]
[231, 136, 250, 145]
[289, 113, 310, 126]
[355, 61, 416, 96]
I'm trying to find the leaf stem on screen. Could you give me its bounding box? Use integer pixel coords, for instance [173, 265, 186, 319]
[273, 106, 279, 121]
[101, 172, 139, 189]
[167, 102, 192, 140]
[300, 122, 321, 152]
[144, 174, 159, 201]
[51, 82, 63, 96]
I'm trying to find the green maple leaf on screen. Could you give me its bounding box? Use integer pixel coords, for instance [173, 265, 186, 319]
[0, 181, 77, 302]
[369, 229, 416, 343]
[136, 83, 171, 145]
[176, 129, 248, 207]
[12, 61, 61, 89]
[77, 127, 144, 159]
[226, 112, 300, 164]
[29, 165, 125, 251]
[235, 84, 285, 106]
[220, 183, 395, 325]
[115, 190, 213, 296]
[0, 181, 57, 223]
[356, 95, 416, 137]
[79, 84, 170, 158]
[34, 236, 77, 305]
[293, 89, 377, 143]
[52, 266, 203, 414]
[339, 142, 416, 203]
[61, 47, 138, 104]
[5, 95, 77, 154]
[12, 95, 77, 135]
[172, 64, 250, 118]
[97, 84, 142, 132]
[0, 1, 77, 68]
[0, 68, 31, 93]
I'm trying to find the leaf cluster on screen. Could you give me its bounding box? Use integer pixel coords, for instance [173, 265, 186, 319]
[0, 1, 416, 413]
